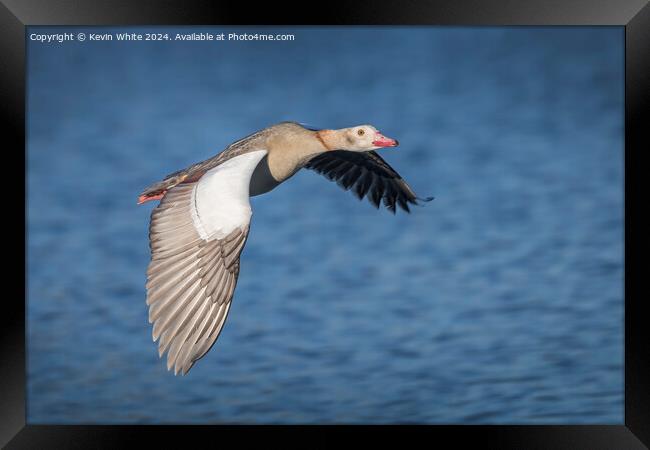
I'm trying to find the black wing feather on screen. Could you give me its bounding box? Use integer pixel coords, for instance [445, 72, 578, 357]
[304, 150, 432, 213]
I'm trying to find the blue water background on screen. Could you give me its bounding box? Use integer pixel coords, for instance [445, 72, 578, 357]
[27, 27, 624, 424]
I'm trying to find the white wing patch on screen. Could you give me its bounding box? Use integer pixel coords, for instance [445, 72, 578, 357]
[190, 150, 267, 240]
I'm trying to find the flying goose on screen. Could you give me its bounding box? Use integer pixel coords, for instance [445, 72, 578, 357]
[138, 121, 431, 375]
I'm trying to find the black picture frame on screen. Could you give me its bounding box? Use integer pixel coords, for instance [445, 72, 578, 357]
[3, 0, 649, 447]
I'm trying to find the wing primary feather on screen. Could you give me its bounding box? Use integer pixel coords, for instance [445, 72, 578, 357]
[303, 150, 429, 214]
[171, 292, 214, 375]
[151, 238, 204, 260]
[147, 251, 198, 287]
[369, 176, 384, 209]
[355, 170, 373, 200]
[158, 283, 206, 357]
[146, 259, 200, 298]
[397, 195, 411, 213]
[152, 276, 202, 341]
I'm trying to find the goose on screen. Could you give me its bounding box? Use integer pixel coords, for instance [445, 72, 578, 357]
[138, 121, 432, 375]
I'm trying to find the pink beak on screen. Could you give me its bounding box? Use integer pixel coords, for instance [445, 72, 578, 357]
[372, 132, 399, 148]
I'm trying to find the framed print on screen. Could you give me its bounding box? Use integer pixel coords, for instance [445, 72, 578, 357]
[3, 0, 649, 447]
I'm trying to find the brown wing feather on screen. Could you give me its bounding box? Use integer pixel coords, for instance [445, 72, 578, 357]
[304, 150, 432, 213]
[146, 183, 249, 375]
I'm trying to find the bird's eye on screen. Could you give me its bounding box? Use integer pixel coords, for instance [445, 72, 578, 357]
[357, 129, 365, 136]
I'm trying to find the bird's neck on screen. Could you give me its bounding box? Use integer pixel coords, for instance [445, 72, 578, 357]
[266, 130, 329, 182]
[316, 129, 351, 151]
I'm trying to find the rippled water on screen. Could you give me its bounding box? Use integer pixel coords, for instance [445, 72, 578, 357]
[27, 26, 624, 424]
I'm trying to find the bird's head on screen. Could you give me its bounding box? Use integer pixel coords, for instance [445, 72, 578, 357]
[317, 125, 399, 152]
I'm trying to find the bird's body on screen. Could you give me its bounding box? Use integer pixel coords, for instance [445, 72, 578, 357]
[140, 121, 431, 374]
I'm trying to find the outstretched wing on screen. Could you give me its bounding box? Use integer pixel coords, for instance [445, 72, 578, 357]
[304, 150, 432, 213]
[144, 150, 267, 375]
